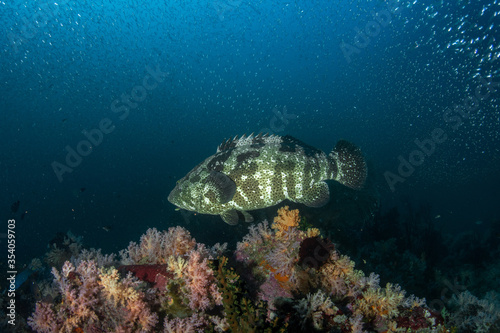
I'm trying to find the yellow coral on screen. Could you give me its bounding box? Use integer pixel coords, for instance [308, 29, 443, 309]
[306, 227, 321, 238]
[355, 283, 405, 319]
[168, 255, 188, 278]
[272, 206, 300, 238]
[98, 268, 138, 307]
[321, 254, 355, 279]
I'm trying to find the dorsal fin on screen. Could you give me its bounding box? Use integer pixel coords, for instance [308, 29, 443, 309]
[217, 135, 240, 153]
[278, 135, 323, 157]
[216, 133, 280, 153]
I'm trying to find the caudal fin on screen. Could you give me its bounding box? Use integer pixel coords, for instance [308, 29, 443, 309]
[329, 140, 367, 189]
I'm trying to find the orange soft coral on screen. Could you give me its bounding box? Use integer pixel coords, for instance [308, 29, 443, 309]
[272, 206, 301, 238]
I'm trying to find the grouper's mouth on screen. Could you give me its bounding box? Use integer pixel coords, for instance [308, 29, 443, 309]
[167, 186, 178, 205]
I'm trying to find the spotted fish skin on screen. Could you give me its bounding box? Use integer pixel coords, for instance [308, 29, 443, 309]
[168, 134, 367, 225]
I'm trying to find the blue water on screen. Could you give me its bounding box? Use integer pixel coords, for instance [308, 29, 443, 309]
[1, 0, 499, 265]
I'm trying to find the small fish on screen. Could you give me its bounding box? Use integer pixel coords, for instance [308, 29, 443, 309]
[168, 134, 367, 225]
[14, 268, 34, 290]
[11, 200, 20, 213]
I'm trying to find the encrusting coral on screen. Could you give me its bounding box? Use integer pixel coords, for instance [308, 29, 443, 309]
[28, 207, 451, 332]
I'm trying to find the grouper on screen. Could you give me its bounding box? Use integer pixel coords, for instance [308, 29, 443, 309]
[168, 134, 367, 225]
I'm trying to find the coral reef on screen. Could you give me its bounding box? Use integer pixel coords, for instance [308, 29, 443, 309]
[352, 202, 500, 319]
[28, 260, 158, 333]
[28, 226, 227, 332]
[235, 206, 446, 332]
[25, 206, 496, 332]
[44, 231, 83, 269]
[120, 227, 197, 264]
[447, 291, 500, 332]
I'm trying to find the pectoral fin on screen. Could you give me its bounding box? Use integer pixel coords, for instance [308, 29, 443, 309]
[220, 209, 239, 225]
[206, 171, 236, 204]
[240, 210, 254, 223]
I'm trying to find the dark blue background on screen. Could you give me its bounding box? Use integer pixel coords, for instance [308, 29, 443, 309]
[1, 0, 499, 263]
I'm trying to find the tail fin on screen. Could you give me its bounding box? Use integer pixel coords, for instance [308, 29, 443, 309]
[329, 140, 367, 189]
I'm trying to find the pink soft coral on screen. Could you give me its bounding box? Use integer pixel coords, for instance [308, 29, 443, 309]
[184, 249, 222, 311]
[163, 313, 206, 333]
[122, 227, 196, 264]
[28, 260, 158, 332]
[27, 302, 57, 333]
